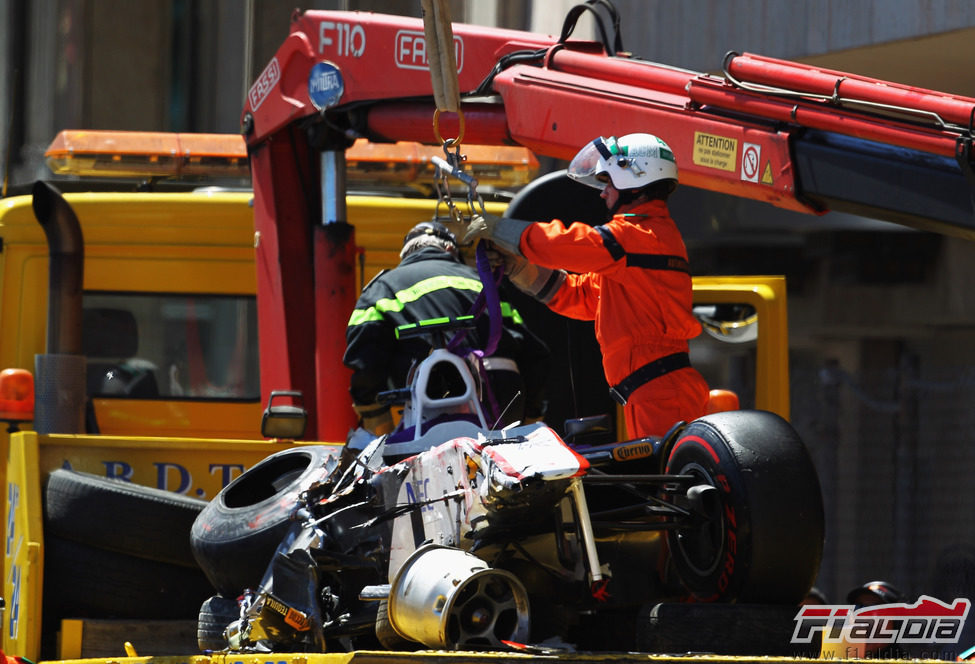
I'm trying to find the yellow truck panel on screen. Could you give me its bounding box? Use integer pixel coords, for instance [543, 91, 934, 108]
[691, 276, 789, 420]
[4, 430, 344, 659]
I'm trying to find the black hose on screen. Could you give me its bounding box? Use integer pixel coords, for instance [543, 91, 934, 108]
[32, 180, 84, 355]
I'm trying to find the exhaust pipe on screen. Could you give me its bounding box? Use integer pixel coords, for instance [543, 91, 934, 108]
[32, 181, 86, 434]
[388, 543, 530, 649]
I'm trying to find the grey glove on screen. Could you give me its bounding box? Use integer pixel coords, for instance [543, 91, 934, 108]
[463, 214, 532, 255]
[482, 246, 507, 271]
[462, 213, 504, 244]
[504, 253, 566, 303]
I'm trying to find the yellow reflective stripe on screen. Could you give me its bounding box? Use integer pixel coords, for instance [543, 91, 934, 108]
[347, 275, 483, 327]
[347, 308, 383, 326]
[501, 302, 523, 325]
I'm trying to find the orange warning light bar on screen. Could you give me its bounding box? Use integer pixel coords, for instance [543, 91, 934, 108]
[45, 130, 249, 178]
[45, 131, 540, 188]
[345, 140, 540, 189]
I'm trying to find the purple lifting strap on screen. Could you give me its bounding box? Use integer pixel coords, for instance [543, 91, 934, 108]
[446, 241, 505, 422]
[447, 241, 503, 355]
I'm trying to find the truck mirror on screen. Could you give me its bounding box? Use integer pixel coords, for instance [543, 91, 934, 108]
[261, 390, 307, 440]
[693, 304, 758, 344]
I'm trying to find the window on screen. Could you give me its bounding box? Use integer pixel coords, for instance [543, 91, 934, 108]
[83, 292, 260, 400]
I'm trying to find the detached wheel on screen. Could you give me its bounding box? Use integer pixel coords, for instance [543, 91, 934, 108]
[44, 469, 206, 567]
[375, 599, 419, 651]
[664, 410, 824, 603]
[197, 594, 239, 652]
[190, 445, 338, 596]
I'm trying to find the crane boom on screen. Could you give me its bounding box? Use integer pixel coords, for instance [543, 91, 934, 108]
[241, 7, 975, 439]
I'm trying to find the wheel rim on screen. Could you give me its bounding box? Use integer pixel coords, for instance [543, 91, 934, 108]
[445, 573, 527, 647]
[671, 461, 725, 577]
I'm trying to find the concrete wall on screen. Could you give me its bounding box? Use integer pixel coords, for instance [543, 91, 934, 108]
[584, 0, 975, 72]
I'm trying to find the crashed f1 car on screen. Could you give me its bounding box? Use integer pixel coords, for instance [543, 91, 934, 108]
[190, 319, 824, 653]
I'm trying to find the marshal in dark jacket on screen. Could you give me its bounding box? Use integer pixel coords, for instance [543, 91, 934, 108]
[344, 245, 550, 429]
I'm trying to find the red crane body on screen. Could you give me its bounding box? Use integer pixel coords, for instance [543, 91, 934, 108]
[242, 8, 975, 440]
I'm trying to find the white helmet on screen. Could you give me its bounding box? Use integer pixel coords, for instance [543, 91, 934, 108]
[567, 133, 678, 192]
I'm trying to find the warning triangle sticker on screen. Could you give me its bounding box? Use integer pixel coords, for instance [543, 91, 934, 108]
[761, 161, 773, 185]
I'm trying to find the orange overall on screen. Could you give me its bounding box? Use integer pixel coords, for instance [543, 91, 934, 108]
[519, 199, 709, 438]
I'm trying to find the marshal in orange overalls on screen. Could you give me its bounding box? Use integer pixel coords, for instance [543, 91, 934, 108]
[518, 199, 709, 438]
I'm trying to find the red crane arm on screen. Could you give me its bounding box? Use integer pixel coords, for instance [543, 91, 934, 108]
[244, 10, 558, 143]
[243, 8, 975, 440]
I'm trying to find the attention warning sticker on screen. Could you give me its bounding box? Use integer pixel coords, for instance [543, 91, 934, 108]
[693, 132, 738, 172]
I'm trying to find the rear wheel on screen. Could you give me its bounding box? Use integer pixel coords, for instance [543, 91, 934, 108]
[190, 445, 339, 595]
[664, 410, 823, 603]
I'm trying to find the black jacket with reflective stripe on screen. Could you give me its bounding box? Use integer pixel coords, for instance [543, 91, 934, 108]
[343, 247, 549, 416]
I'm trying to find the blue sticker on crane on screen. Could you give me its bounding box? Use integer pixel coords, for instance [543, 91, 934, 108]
[308, 61, 344, 111]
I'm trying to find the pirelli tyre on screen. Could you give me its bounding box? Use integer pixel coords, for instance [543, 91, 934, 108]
[197, 594, 239, 652]
[43, 468, 207, 567]
[663, 410, 824, 604]
[635, 602, 811, 656]
[190, 445, 338, 596]
[375, 599, 419, 651]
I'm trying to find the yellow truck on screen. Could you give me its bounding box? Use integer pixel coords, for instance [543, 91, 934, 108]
[0, 129, 791, 660]
[6, 0, 975, 657]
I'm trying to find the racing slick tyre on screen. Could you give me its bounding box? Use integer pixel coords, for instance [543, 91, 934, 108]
[197, 594, 239, 652]
[43, 468, 207, 567]
[664, 410, 824, 604]
[375, 599, 419, 651]
[635, 602, 811, 656]
[190, 445, 338, 596]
